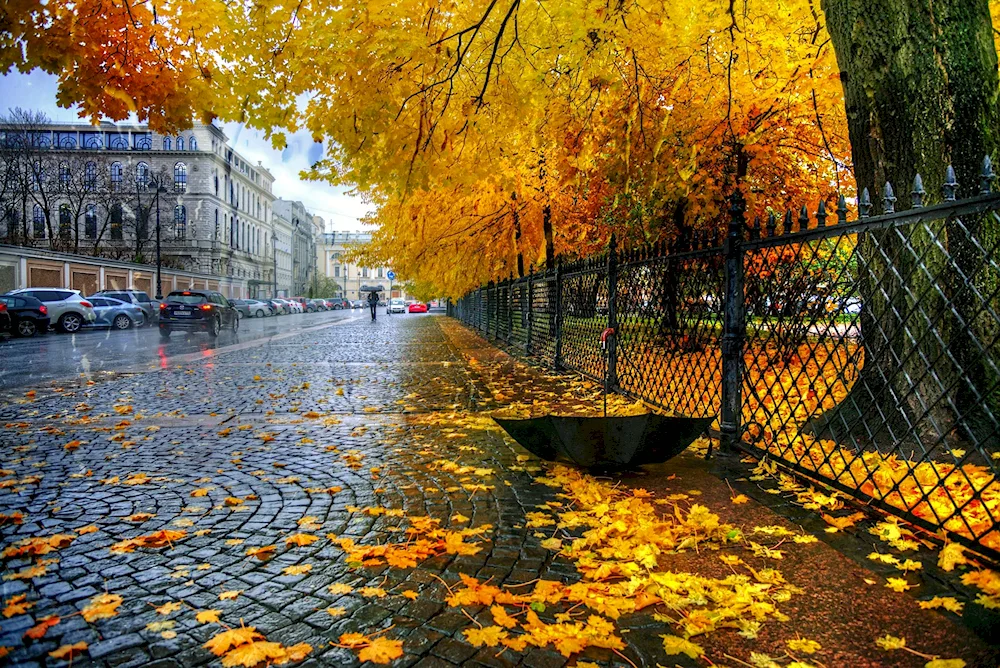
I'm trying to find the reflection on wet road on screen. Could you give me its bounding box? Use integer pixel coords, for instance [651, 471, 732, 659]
[0, 309, 363, 390]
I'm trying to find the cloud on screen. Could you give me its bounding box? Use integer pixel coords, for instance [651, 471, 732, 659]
[0, 71, 374, 232]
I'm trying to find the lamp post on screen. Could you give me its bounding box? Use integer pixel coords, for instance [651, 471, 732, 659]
[154, 182, 168, 299]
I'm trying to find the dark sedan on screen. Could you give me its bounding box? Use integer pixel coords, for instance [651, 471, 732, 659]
[159, 290, 239, 338]
[0, 294, 50, 337]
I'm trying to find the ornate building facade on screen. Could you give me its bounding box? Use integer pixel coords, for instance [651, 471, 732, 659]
[0, 121, 278, 298]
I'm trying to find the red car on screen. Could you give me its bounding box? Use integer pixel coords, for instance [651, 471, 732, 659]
[407, 302, 428, 313]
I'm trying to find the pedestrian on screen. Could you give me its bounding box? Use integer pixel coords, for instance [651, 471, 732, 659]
[367, 290, 380, 321]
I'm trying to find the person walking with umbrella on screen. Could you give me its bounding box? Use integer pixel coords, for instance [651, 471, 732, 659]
[366, 289, 380, 321]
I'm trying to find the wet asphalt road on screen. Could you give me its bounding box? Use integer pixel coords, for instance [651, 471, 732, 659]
[0, 308, 371, 390]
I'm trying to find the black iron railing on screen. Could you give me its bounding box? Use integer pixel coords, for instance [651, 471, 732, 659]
[451, 158, 1000, 562]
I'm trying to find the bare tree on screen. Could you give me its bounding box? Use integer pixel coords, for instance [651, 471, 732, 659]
[0, 108, 57, 245]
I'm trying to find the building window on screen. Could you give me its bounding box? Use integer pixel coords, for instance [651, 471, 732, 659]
[56, 132, 76, 148]
[362, 267, 369, 278]
[134, 134, 152, 150]
[173, 162, 187, 192]
[163, 137, 171, 150]
[214, 210, 219, 240]
[214, 173, 218, 195]
[32, 205, 45, 238]
[83, 132, 103, 149]
[85, 204, 97, 239]
[111, 204, 123, 239]
[59, 162, 71, 188]
[110, 162, 123, 191]
[135, 162, 150, 190]
[189, 137, 198, 151]
[377, 268, 383, 278]
[334, 265, 340, 278]
[109, 134, 129, 150]
[59, 204, 71, 239]
[176, 136, 184, 151]
[84, 161, 97, 190]
[174, 205, 187, 239]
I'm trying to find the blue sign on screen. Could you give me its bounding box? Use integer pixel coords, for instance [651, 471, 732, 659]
[387, 271, 396, 281]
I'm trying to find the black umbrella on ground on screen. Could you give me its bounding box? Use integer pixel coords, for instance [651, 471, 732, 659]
[493, 328, 713, 470]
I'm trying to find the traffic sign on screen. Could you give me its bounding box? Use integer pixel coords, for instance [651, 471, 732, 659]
[387, 271, 396, 281]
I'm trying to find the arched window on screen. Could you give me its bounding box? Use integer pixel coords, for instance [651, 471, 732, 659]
[176, 137, 184, 151]
[31, 162, 44, 191]
[110, 162, 123, 191]
[84, 161, 97, 190]
[214, 173, 219, 195]
[85, 204, 97, 239]
[214, 209, 219, 240]
[174, 205, 187, 239]
[58, 204, 71, 239]
[173, 162, 187, 192]
[32, 205, 45, 238]
[189, 137, 198, 151]
[163, 137, 171, 150]
[109, 134, 129, 150]
[111, 204, 123, 239]
[136, 162, 150, 190]
[59, 162, 71, 188]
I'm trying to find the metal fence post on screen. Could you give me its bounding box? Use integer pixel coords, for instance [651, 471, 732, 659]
[525, 268, 533, 355]
[507, 278, 514, 343]
[606, 234, 619, 390]
[720, 190, 746, 454]
[554, 258, 564, 368]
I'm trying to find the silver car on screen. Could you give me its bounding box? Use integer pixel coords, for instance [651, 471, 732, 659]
[4, 288, 97, 333]
[86, 296, 145, 330]
[93, 289, 160, 325]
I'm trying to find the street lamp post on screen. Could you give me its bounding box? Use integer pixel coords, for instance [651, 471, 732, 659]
[154, 183, 168, 299]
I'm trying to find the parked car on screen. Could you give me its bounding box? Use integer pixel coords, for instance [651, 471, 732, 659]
[3, 288, 96, 333]
[245, 299, 273, 317]
[266, 299, 288, 315]
[159, 290, 239, 338]
[407, 302, 428, 313]
[0, 300, 8, 336]
[229, 299, 252, 319]
[86, 296, 144, 330]
[286, 299, 304, 314]
[0, 294, 50, 337]
[304, 299, 322, 313]
[351, 300, 364, 309]
[387, 298, 406, 314]
[92, 289, 159, 325]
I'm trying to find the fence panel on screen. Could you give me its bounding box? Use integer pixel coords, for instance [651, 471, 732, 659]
[452, 162, 1000, 559]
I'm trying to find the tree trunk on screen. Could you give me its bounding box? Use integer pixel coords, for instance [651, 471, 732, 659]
[816, 0, 1000, 450]
[543, 203, 554, 271]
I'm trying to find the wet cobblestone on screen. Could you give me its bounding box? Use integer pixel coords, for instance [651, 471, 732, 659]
[0, 315, 997, 667]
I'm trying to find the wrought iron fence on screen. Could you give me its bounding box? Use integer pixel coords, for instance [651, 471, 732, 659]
[451, 158, 1000, 562]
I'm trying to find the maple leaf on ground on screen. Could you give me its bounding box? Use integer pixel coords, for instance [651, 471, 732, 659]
[282, 564, 313, 576]
[196, 609, 222, 623]
[358, 638, 404, 664]
[924, 660, 966, 668]
[219, 590, 243, 600]
[938, 543, 968, 572]
[325, 607, 346, 617]
[246, 545, 276, 560]
[2, 564, 47, 581]
[204, 626, 264, 655]
[338, 632, 369, 647]
[24, 615, 60, 640]
[328, 583, 353, 595]
[917, 597, 964, 614]
[661, 635, 704, 659]
[463, 626, 508, 647]
[285, 533, 319, 547]
[786, 638, 822, 654]
[359, 587, 387, 598]
[875, 635, 907, 650]
[885, 578, 915, 593]
[48, 641, 87, 661]
[82, 593, 122, 622]
[221, 640, 287, 667]
[110, 530, 186, 553]
[277, 642, 313, 663]
[155, 601, 182, 615]
[76, 525, 98, 535]
[3, 594, 32, 618]
[490, 605, 518, 629]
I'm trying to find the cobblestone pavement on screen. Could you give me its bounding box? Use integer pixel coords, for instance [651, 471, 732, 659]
[1, 314, 997, 668]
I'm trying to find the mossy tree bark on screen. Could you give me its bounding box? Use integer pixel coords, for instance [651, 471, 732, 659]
[817, 0, 1000, 451]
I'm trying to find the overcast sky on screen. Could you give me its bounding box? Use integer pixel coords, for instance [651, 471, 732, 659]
[0, 70, 375, 232]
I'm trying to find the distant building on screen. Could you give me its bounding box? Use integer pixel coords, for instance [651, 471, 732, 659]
[273, 199, 315, 297]
[270, 210, 294, 297]
[0, 120, 284, 298]
[316, 231, 413, 301]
